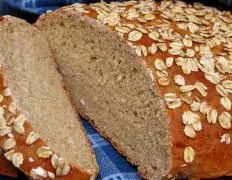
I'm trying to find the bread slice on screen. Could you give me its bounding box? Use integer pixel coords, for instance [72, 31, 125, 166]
[36, 1, 232, 179]
[0, 16, 98, 179]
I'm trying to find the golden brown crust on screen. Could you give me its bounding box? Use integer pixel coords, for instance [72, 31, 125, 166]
[46, 1, 232, 179]
[0, 155, 18, 177]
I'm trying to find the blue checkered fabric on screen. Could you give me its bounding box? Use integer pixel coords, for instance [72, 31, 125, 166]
[1, 0, 124, 15]
[218, 0, 232, 6]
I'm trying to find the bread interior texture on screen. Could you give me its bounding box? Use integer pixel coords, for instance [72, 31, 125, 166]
[38, 12, 172, 179]
[0, 17, 97, 172]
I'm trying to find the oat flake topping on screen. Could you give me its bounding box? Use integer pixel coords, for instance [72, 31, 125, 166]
[72, 0, 232, 167]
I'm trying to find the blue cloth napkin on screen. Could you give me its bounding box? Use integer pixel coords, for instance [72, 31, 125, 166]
[0, 2, 140, 179]
[1, 0, 123, 16]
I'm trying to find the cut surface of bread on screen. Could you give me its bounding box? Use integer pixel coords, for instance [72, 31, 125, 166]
[36, 7, 171, 180]
[0, 16, 98, 179]
[36, 1, 232, 179]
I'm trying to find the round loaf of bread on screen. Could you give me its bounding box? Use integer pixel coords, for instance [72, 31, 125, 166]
[36, 1, 232, 179]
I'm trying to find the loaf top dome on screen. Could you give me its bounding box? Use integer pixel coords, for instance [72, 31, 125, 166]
[57, 0, 232, 177]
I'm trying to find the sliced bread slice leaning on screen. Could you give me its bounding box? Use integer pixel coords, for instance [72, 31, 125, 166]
[0, 16, 98, 179]
[36, 1, 232, 180]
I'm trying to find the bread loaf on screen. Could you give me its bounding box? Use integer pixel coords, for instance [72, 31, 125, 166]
[36, 1, 232, 179]
[0, 16, 98, 179]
